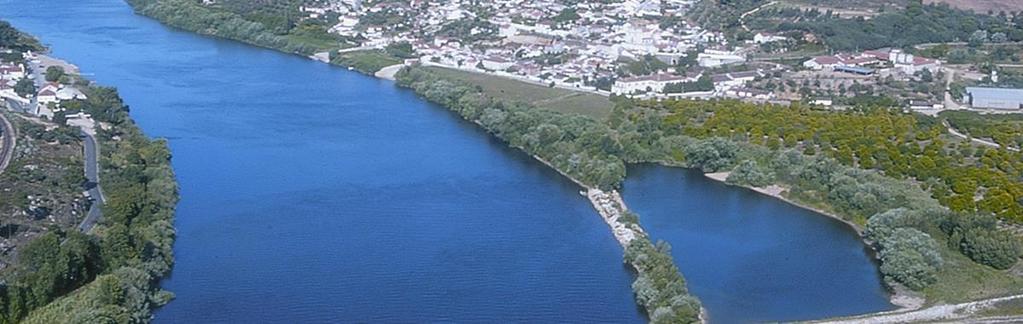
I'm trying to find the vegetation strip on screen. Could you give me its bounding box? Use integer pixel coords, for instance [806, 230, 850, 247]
[0, 21, 178, 322]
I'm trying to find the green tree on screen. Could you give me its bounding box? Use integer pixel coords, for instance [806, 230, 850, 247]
[14, 78, 35, 98]
[44, 66, 65, 82]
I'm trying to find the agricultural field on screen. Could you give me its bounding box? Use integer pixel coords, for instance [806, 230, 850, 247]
[924, 0, 1023, 14]
[422, 66, 614, 120]
[778, 0, 908, 18]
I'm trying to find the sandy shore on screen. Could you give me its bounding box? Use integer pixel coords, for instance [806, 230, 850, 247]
[704, 171, 865, 233]
[374, 64, 404, 80]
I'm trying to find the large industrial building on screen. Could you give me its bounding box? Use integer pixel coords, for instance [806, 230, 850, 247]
[966, 87, 1023, 110]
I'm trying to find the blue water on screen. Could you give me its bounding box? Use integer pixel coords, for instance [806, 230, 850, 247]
[0, 1, 644, 322]
[1, 1, 895, 322]
[622, 166, 894, 323]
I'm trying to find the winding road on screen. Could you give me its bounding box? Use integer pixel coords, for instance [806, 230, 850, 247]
[0, 112, 14, 175]
[945, 121, 1021, 152]
[77, 130, 104, 232]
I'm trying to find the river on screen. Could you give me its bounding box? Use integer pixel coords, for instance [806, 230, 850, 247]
[0, 1, 643, 322]
[0, 0, 892, 322]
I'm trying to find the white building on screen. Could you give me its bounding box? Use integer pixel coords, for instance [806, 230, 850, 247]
[0, 63, 25, 80]
[698, 49, 744, 67]
[611, 73, 692, 95]
[753, 32, 787, 44]
[56, 87, 88, 101]
[37, 88, 58, 105]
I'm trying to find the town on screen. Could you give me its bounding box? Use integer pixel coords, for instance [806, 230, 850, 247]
[286, 0, 1023, 113]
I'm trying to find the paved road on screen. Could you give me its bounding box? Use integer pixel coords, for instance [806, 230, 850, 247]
[0, 112, 14, 175]
[813, 293, 1023, 324]
[77, 130, 105, 232]
[944, 120, 1021, 152]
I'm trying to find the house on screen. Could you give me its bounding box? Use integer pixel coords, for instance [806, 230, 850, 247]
[0, 63, 25, 80]
[803, 55, 839, 70]
[803, 54, 878, 71]
[753, 32, 787, 44]
[611, 73, 691, 95]
[898, 56, 940, 75]
[908, 100, 943, 110]
[698, 49, 744, 67]
[37, 88, 58, 105]
[711, 70, 760, 91]
[56, 87, 88, 101]
[863, 48, 941, 74]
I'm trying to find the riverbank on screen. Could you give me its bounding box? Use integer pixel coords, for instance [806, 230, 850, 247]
[704, 172, 864, 233]
[0, 21, 178, 321]
[375, 64, 403, 80]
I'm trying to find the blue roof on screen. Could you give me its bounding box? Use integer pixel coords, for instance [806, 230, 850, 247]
[834, 65, 874, 74]
[966, 87, 1023, 101]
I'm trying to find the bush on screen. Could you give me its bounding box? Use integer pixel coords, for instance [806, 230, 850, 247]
[726, 159, 774, 187]
[683, 137, 738, 172]
[624, 239, 702, 324]
[877, 228, 943, 290]
[941, 212, 1022, 269]
[865, 208, 926, 242]
[960, 228, 1022, 270]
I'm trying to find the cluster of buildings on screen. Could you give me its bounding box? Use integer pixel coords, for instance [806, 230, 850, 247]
[1, 51, 90, 120]
[803, 48, 941, 75]
[298, 0, 768, 96]
[0, 56, 27, 103]
[292, 1, 1018, 109]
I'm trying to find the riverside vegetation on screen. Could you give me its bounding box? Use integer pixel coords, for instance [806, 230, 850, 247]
[396, 65, 1023, 313]
[126, 0, 404, 74]
[0, 21, 177, 323]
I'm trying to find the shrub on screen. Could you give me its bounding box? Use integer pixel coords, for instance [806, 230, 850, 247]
[877, 228, 943, 290]
[960, 228, 1022, 270]
[864, 208, 925, 242]
[727, 159, 774, 187]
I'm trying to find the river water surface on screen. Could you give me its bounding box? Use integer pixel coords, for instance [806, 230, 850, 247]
[623, 166, 894, 323]
[1, 0, 892, 322]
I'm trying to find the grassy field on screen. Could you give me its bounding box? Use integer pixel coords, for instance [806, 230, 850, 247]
[332, 50, 401, 74]
[921, 244, 1023, 304]
[422, 66, 614, 120]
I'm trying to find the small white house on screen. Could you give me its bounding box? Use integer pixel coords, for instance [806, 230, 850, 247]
[611, 73, 692, 95]
[37, 88, 58, 105]
[0, 63, 25, 80]
[753, 32, 787, 44]
[56, 87, 88, 101]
